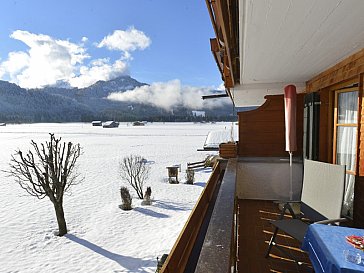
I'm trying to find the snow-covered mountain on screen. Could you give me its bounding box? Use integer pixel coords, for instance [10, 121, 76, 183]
[42, 75, 147, 99]
[82, 76, 147, 97]
[0, 76, 236, 123]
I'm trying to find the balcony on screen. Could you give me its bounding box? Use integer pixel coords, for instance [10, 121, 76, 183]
[160, 158, 311, 273]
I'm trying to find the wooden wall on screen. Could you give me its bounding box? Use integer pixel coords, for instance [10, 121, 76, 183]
[306, 49, 364, 227]
[306, 48, 364, 93]
[237, 94, 304, 157]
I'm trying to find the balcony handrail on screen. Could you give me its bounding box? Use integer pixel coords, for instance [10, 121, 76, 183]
[160, 161, 223, 273]
[194, 158, 237, 272]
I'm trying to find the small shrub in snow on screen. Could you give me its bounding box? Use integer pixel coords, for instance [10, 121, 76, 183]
[156, 254, 168, 273]
[141, 186, 152, 206]
[185, 169, 195, 184]
[120, 186, 132, 210]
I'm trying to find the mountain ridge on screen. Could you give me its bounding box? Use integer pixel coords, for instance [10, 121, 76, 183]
[0, 76, 236, 123]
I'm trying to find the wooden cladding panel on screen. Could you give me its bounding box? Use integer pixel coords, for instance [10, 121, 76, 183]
[306, 48, 364, 93]
[305, 49, 364, 228]
[237, 94, 304, 157]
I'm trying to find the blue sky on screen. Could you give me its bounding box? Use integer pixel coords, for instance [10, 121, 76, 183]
[0, 0, 222, 90]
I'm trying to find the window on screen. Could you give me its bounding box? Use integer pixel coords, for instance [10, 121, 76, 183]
[333, 88, 358, 217]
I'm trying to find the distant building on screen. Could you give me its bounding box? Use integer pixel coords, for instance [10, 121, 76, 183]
[192, 111, 205, 117]
[92, 121, 102, 126]
[103, 121, 119, 128]
[133, 121, 145, 126]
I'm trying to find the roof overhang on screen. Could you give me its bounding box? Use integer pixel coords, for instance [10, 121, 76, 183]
[231, 82, 305, 106]
[206, 0, 239, 100]
[207, 0, 364, 107]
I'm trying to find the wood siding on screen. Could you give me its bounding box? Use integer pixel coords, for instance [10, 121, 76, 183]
[306, 48, 364, 93]
[305, 49, 364, 227]
[237, 94, 304, 157]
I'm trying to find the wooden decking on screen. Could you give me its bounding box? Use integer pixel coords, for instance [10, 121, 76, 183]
[238, 199, 312, 273]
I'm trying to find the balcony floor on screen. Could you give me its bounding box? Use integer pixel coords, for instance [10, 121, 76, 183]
[237, 199, 312, 273]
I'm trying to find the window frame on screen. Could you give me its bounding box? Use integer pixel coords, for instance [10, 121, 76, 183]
[333, 87, 359, 175]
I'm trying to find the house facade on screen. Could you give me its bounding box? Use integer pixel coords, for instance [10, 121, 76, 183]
[160, 1, 364, 272]
[206, 0, 364, 226]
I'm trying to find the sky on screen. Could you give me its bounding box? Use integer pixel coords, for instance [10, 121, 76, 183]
[0, 0, 223, 91]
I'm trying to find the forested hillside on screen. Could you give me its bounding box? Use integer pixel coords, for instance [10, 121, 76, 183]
[0, 76, 237, 123]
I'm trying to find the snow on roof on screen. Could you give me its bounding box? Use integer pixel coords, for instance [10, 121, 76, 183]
[203, 127, 238, 149]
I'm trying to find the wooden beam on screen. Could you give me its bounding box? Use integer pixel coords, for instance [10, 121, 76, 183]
[205, 0, 220, 49]
[210, 38, 224, 76]
[215, 0, 235, 86]
[206, 0, 239, 89]
[202, 93, 229, 100]
[210, 38, 219, 52]
[223, 54, 234, 88]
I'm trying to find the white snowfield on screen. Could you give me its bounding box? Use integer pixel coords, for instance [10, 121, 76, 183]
[0, 122, 231, 273]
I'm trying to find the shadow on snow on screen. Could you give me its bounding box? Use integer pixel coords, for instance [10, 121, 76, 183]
[193, 182, 207, 188]
[133, 207, 169, 218]
[153, 200, 191, 211]
[65, 234, 154, 272]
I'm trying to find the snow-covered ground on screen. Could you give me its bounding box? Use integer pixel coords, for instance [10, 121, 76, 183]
[0, 122, 233, 273]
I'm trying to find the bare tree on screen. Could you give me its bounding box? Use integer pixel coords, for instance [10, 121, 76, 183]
[119, 155, 150, 199]
[7, 133, 82, 236]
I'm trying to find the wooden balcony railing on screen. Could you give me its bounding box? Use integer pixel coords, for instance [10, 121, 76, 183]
[160, 159, 237, 273]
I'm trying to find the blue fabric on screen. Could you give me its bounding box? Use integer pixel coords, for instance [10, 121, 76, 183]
[302, 224, 364, 273]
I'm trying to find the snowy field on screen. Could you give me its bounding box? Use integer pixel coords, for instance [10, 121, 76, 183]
[0, 122, 233, 273]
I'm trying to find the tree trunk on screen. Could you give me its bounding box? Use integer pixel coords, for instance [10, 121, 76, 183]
[54, 203, 67, 236]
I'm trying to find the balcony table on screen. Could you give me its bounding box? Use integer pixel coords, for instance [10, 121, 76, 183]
[302, 224, 364, 273]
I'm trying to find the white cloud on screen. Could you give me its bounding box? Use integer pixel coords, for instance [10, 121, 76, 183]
[107, 79, 230, 110]
[0, 51, 29, 79]
[216, 82, 225, 91]
[69, 58, 128, 88]
[97, 27, 151, 53]
[1, 30, 89, 88]
[0, 28, 148, 88]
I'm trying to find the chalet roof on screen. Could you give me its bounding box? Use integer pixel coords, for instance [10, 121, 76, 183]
[207, 0, 364, 106]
